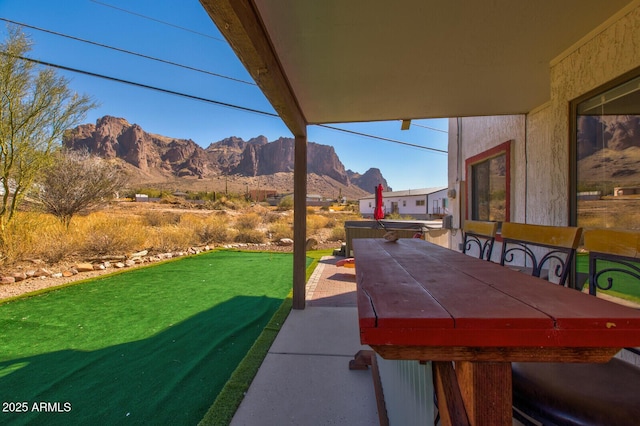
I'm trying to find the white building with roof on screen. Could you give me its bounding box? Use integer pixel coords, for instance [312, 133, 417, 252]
[359, 187, 448, 220]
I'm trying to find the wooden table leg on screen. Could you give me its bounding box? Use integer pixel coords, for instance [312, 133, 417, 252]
[455, 361, 512, 426]
[433, 361, 470, 426]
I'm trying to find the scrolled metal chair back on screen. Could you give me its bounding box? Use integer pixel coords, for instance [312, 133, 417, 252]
[584, 229, 640, 296]
[499, 222, 582, 286]
[462, 220, 498, 261]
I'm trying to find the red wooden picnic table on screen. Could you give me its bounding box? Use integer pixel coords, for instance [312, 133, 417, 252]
[353, 238, 640, 426]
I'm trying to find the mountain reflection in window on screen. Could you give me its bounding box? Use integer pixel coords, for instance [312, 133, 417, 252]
[576, 75, 640, 230]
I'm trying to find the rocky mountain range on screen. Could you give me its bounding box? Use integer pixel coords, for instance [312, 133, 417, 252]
[63, 116, 390, 198]
[577, 115, 640, 187]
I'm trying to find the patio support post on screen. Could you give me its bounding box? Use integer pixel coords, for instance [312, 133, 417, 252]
[293, 134, 307, 309]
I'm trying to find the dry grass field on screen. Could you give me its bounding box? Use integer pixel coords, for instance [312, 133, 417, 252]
[0, 197, 359, 277]
[577, 196, 640, 230]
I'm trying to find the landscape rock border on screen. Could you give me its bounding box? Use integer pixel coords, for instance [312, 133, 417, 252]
[0, 240, 341, 301]
[0, 245, 215, 301]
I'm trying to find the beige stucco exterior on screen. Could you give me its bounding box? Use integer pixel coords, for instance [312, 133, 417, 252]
[448, 2, 640, 246]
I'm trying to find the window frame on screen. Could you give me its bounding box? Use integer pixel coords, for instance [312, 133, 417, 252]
[569, 66, 640, 227]
[465, 140, 512, 222]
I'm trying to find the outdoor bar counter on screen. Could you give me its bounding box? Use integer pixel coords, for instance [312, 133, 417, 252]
[353, 238, 640, 426]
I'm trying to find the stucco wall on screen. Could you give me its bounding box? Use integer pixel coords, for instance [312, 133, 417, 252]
[447, 115, 525, 248]
[531, 4, 640, 226]
[448, 3, 640, 248]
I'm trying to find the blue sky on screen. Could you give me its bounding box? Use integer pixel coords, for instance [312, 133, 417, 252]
[0, 0, 449, 191]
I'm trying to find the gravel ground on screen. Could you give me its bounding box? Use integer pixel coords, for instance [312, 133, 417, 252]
[0, 265, 129, 301]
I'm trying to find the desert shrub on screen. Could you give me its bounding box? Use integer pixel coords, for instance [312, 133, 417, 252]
[199, 220, 229, 244]
[328, 226, 346, 241]
[180, 213, 229, 244]
[212, 196, 236, 210]
[185, 191, 216, 201]
[143, 210, 181, 227]
[1, 212, 64, 263]
[147, 225, 195, 252]
[268, 220, 293, 240]
[323, 217, 338, 228]
[235, 212, 262, 230]
[36, 226, 77, 263]
[212, 195, 251, 211]
[263, 211, 283, 224]
[78, 213, 146, 255]
[277, 195, 293, 211]
[385, 212, 415, 220]
[234, 229, 266, 244]
[307, 214, 330, 233]
[343, 202, 359, 212]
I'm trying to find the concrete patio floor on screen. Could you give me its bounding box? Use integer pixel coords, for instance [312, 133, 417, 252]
[230, 255, 527, 426]
[230, 256, 379, 425]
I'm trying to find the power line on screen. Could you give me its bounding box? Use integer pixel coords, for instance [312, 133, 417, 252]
[0, 18, 256, 86]
[411, 122, 448, 134]
[1, 53, 446, 152]
[6, 53, 278, 118]
[89, 0, 225, 42]
[317, 124, 448, 154]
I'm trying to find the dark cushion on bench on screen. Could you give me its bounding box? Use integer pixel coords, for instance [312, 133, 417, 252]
[513, 359, 640, 426]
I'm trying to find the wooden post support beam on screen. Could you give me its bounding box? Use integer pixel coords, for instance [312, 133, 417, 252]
[200, 0, 310, 309]
[432, 361, 470, 426]
[455, 361, 512, 426]
[292, 134, 307, 309]
[199, 0, 307, 137]
[349, 350, 373, 370]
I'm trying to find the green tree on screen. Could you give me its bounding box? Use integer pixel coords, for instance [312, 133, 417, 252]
[38, 149, 127, 228]
[0, 26, 96, 232]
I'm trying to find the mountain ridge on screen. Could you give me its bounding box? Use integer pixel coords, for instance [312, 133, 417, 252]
[63, 116, 390, 199]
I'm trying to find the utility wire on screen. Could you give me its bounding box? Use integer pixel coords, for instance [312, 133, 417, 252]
[0, 18, 256, 86]
[1, 53, 444, 152]
[89, 0, 225, 42]
[318, 124, 448, 154]
[5, 53, 278, 117]
[411, 122, 448, 134]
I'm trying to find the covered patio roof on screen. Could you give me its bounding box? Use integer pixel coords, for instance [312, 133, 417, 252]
[199, 0, 637, 308]
[200, 0, 634, 134]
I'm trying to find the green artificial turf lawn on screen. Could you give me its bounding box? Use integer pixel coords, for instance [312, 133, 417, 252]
[199, 249, 333, 426]
[576, 253, 640, 303]
[0, 250, 299, 425]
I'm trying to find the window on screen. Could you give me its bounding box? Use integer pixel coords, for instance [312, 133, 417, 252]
[572, 72, 640, 230]
[466, 141, 511, 222]
[403, 200, 406, 207]
[416, 200, 425, 206]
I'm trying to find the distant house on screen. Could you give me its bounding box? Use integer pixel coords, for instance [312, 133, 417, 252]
[265, 193, 331, 207]
[307, 193, 332, 207]
[247, 189, 278, 202]
[359, 187, 448, 220]
[614, 187, 640, 197]
[134, 194, 162, 203]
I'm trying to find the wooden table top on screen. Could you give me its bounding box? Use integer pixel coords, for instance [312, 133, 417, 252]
[354, 238, 640, 361]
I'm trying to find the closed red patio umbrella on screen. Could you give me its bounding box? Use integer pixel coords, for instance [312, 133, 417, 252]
[374, 184, 384, 220]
